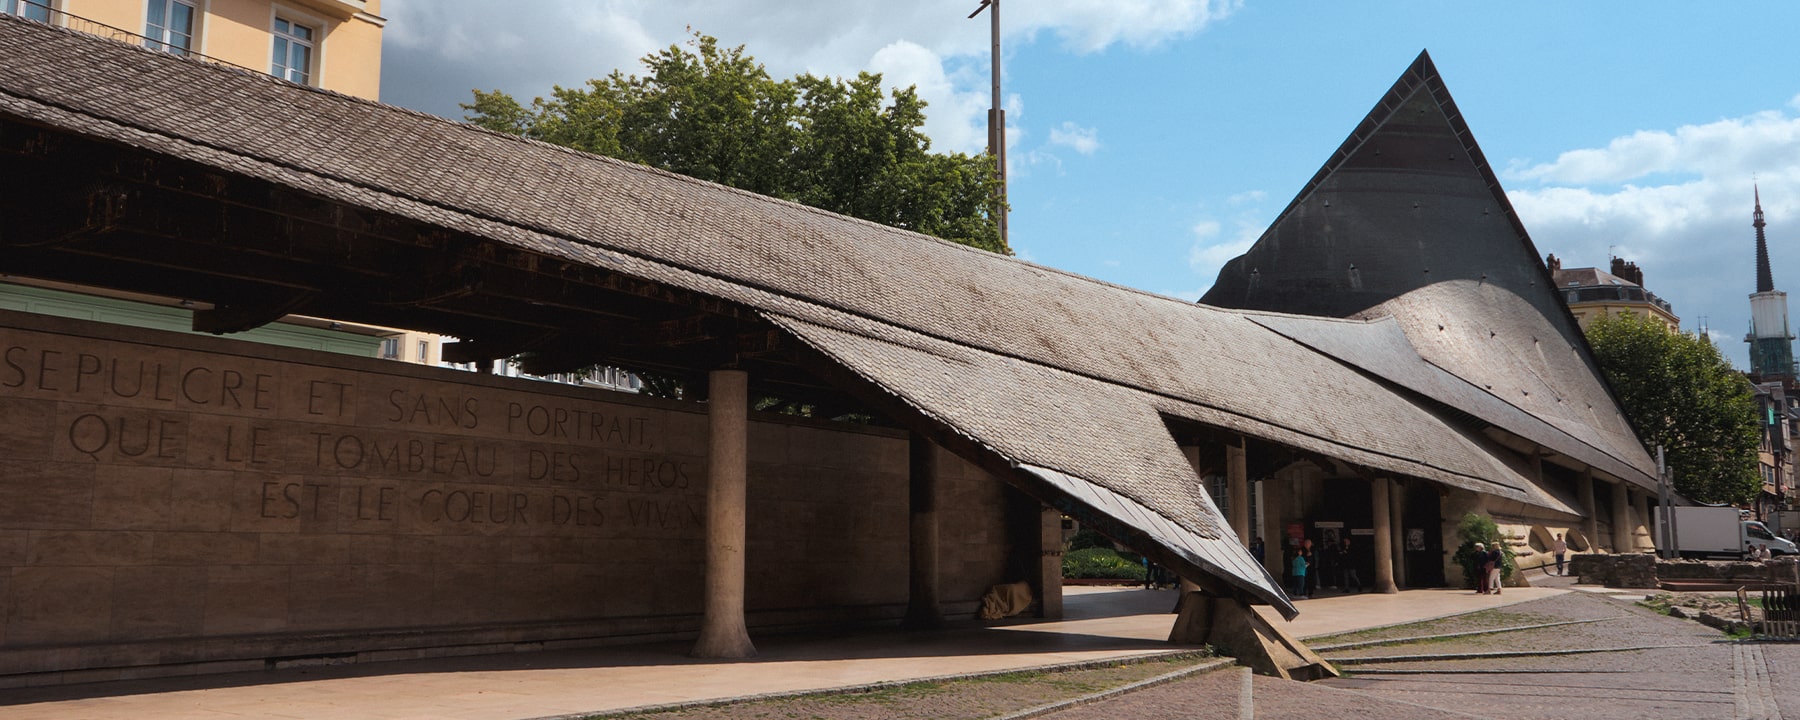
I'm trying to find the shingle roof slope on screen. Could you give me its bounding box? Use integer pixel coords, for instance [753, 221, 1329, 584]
[1200, 50, 1657, 486]
[0, 20, 1647, 612]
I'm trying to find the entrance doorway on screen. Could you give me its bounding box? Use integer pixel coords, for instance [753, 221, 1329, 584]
[1402, 481, 1445, 587]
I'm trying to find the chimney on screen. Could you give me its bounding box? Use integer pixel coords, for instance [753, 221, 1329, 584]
[1610, 257, 1644, 286]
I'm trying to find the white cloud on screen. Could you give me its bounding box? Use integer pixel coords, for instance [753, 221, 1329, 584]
[382, 0, 1237, 154]
[1226, 190, 1266, 206]
[1009, 0, 1244, 54]
[1047, 122, 1100, 155]
[1185, 220, 1264, 285]
[1500, 102, 1800, 368]
[868, 40, 991, 153]
[1508, 111, 1800, 186]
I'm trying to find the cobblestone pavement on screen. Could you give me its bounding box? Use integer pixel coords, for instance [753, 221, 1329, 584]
[1045, 578, 1800, 719]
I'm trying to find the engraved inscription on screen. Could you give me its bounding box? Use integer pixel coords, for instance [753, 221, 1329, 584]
[5, 332, 703, 538]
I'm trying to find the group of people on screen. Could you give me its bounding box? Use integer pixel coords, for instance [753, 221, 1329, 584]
[1282, 536, 1363, 599]
[1472, 541, 1504, 594]
[1749, 543, 1776, 560]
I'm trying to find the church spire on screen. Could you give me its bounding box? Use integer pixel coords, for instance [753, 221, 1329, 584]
[1757, 184, 1775, 293]
[1748, 185, 1796, 381]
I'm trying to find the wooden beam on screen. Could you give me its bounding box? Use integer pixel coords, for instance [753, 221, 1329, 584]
[192, 290, 317, 334]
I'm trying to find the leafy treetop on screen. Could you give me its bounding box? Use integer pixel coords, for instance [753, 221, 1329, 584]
[462, 34, 1008, 254]
[1584, 311, 1762, 505]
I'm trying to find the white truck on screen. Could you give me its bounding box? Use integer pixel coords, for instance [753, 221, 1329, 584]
[1654, 505, 1799, 559]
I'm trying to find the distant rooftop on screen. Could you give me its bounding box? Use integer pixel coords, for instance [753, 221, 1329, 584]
[1549, 256, 1677, 317]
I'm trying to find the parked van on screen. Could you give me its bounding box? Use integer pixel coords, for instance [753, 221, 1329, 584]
[1653, 506, 1799, 559]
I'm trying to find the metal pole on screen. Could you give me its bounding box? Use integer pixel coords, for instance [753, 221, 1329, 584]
[971, 0, 1007, 246]
[1658, 445, 1678, 560]
[991, 0, 1007, 246]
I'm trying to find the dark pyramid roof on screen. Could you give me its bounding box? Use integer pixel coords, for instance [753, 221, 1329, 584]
[1202, 50, 1657, 491]
[1203, 51, 1556, 324]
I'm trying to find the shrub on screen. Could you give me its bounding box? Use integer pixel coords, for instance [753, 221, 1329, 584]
[1066, 529, 1109, 552]
[1450, 513, 1515, 588]
[1062, 547, 1148, 580]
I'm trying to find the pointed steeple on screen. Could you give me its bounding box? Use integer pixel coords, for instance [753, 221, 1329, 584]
[1748, 185, 1796, 380]
[1757, 184, 1775, 293]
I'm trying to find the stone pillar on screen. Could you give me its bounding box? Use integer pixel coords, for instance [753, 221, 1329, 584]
[1579, 468, 1599, 553]
[1260, 479, 1280, 580]
[1039, 507, 1065, 619]
[1370, 477, 1398, 594]
[1633, 490, 1653, 553]
[1389, 478, 1406, 589]
[1610, 482, 1632, 555]
[903, 433, 942, 629]
[1227, 438, 1250, 545]
[692, 369, 756, 658]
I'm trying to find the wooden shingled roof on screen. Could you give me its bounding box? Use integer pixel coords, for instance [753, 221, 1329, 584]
[0, 20, 1654, 616]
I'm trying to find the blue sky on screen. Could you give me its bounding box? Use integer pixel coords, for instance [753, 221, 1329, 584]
[381, 1, 1800, 369]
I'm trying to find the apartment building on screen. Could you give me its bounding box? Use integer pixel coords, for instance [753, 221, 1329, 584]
[4, 0, 383, 99]
[0, 1, 460, 365]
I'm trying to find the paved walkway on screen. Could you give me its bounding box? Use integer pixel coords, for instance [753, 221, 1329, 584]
[0, 583, 1568, 720]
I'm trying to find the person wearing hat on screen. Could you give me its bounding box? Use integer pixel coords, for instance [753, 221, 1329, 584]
[1473, 542, 1490, 594]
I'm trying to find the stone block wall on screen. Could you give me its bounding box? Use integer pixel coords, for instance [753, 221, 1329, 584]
[0, 310, 1014, 682]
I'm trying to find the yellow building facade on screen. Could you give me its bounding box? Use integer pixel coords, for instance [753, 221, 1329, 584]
[1, 0, 436, 363]
[5, 0, 382, 99]
[1548, 256, 1681, 332]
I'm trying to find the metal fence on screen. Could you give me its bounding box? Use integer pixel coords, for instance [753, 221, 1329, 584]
[8, 0, 258, 75]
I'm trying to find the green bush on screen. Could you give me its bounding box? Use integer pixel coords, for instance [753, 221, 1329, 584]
[1062, 547, 1148, 580]
[1450, 513, 1515, 588]
[1066, 529, 1109, 552]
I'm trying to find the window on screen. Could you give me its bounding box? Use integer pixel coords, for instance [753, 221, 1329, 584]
[4, 0, 51, 23]
[143, 0, 195, 56]
[1203, 474, 1229, 517]
[271, 15, 315, 84]
[416, 340, 428, 362]
[378, 337, 399, 360]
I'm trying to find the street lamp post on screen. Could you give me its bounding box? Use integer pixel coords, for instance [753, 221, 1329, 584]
[969, 0, 1007, 246]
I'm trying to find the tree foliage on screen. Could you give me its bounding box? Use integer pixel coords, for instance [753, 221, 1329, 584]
[1450, 513, 1514, 588]
[1584, 312, 1762, 504]
[462, 34, 1007, 254]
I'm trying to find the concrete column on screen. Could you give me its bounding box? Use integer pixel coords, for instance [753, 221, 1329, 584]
[1038, 507, 1064, 619]
[1579, 468, 1599, 553]
[1227, 438, 1250, 545]
[1610, 482, 1632, 555]
[903, 433, 942, 629]
[1389, 478, 1406, 589]
[1260, 479, 1280, 580]
[1370, 477, 1398, 593]
[1633, 490, 1653, 552]
[692, 369, 756, 658]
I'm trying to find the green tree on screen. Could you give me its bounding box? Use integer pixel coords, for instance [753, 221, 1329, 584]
[462, 34, 1007, 254]
[1584, 311, 1762, 504]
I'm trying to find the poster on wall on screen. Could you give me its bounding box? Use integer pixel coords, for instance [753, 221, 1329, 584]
[1406, 528, 1427, 551]
[1286, 521, 1304, 547]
